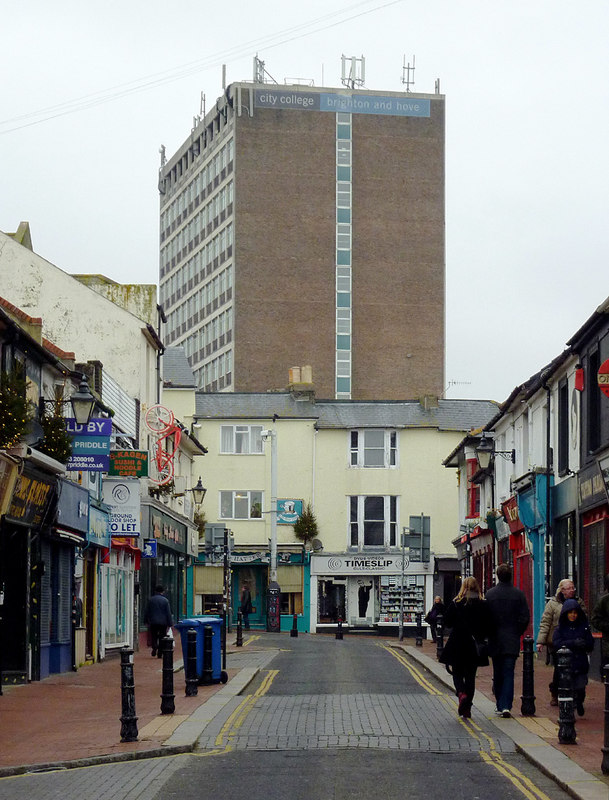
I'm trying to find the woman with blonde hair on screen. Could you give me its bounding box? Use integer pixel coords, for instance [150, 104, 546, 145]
[439, 576, 493, 718]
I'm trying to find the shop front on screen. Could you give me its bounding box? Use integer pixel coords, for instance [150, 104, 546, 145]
[1, 463, 56, 683]
[578, 459, 609, 615]
[310, 553, 432, 636]
[139, 499, 188, 639]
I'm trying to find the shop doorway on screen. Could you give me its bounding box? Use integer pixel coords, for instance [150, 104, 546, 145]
[348, 577, 375, 626]
[232, 566, 265, 629]
[318, 578, 346, 623]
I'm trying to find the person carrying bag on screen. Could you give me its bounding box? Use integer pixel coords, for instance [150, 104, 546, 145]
[438, 576, 492, 719]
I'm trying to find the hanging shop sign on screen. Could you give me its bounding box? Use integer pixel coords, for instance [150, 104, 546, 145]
[55, 478, 89, 534]
[310, 553, 420, 576]
[102, 477, 141, 537]
[598, 358, 609, 398]
[109, 450, 149, 477]
[501, 496, 524, 534]
[277, 499, 303, 524]
[142, 539, 157, 558]
[66, 418, 112, 472]
[0, 453, 19, 515]
[6, 469, 55, 527]
[578, 461, 607, 512]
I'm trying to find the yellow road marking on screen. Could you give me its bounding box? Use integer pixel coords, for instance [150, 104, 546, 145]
[213, 669, 279, 749]
[242, 635, 260, 647]
[384, 645, 555, 800]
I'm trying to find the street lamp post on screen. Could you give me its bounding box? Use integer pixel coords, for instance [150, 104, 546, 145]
[261, 428, 280, 632]
[399, 529, 410, 642]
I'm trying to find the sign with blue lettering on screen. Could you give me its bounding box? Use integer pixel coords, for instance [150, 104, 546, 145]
[255, 89, 430, 118]
[66, 418, 112, 471]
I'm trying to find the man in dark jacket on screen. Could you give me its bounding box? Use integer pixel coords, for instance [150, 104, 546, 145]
[485, 563, 530, 717]
[144, 585, 174, 658]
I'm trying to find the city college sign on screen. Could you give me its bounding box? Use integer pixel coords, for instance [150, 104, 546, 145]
[310, 554, 419, 576]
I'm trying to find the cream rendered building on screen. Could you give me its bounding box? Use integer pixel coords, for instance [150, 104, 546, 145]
[192, 388, 497, 633]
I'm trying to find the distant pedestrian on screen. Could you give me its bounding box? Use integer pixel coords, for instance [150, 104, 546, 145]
[144, 585, 173, 658]
[424, 595, 445, 642]
[591, 574, 609, 679]
[439, 577, 492, 719]
[536, 578, 586, 705]
[240, 583, 253, 630]
[552, 598, 594, 716]
[486, 563, 530, 718]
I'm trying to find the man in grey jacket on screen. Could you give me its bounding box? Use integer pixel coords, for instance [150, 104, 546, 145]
[486, 563, 530, 717]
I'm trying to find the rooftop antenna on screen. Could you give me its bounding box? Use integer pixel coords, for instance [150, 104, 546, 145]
[402, 55, 415, 92]
[341, 55, 365, 89]
[159, 145, 166, 168]
[200, 92, 206, 118]
[253, 55, 278, 85]
[442, 379, 472, 398]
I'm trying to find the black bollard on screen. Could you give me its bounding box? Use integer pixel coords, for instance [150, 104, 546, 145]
[415, 611, 423, 647]
[290, 613, 299, 638]
[160, 635, 175, 715]
[236, 610, 243, 647]
[520, 636, 536, 716]
[185, 628, 198, 697]
[557, 646, 576, 744]
[602, 664, 609, 775]
[435, 613, 444, 661]
[119, 646, 138, 742]
[202, 623, 214, 684]
[336, 617, 343, 640]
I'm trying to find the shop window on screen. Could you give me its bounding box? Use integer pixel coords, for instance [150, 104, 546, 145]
[466, 458, 480, 518]
[220, 490, 263, 519]
[280, 592, 303, 615]
[349, 495, 398, 548]
[350, 429, 397, 467]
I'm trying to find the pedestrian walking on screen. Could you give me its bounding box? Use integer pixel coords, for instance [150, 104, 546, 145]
[424, 595, 445, 642]
[552, 598, 594, 716]
[240, 583, 253, 630]
[591, 574, 609, 679]
[485, 563, 530, 718]
[144, 585, 173, 658]
[438, 576, 492, 719]
[536, 578, 586, 705]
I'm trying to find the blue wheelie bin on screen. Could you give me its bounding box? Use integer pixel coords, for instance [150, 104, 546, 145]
[175, 616, 226, 684]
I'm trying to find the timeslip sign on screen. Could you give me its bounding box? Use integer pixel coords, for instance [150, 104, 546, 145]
[66, 418, 112, 472]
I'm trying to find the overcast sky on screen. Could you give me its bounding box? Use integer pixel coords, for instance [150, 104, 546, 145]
[2, 1, 607, 403]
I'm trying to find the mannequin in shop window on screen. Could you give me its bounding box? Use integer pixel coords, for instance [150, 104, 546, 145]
[358, 580, 373, 618]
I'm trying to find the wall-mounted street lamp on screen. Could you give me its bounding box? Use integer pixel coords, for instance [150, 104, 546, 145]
[40, 373, 97, 426]
[189, 476, 207, 506]
[475, 434, 515, 469]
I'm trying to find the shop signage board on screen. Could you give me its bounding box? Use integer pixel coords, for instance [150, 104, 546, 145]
[277, 499, 303, 524]
[102, 477, 140, 537]
[310, 553, 423, 576]
[6, 469, 54, 526]
[66, 418, 112, 472]
[109, 450, 149, 477]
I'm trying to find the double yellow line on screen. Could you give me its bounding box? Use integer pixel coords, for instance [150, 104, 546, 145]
[209, 669, 279, 753]
[382, 645, 553, 800]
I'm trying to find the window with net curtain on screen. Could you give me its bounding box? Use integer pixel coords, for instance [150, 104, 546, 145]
[221, 425, 263, 454]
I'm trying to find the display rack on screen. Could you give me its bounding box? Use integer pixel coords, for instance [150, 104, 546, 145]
[378, 574, 425, 624]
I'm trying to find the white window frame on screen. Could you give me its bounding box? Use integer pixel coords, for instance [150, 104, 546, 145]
[220, 424, 263, 454]
[219, 490, 263, 520]
[349, 495, 398, 549]
[349, 429, 398, 468]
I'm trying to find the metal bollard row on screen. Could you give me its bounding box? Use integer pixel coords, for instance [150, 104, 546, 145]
[160, 635, 175, 715]
[119, 646, 138, 742]
[520, 636, 536, 716]
[336, 617, 343, 640]
[185, 627, 198, 697]
[557, 646, 576, 744]
[435, 613, 444, 661]
[290, 613, 299, 638]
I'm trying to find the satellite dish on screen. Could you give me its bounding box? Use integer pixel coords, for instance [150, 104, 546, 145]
[311, 538, 323, 552]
